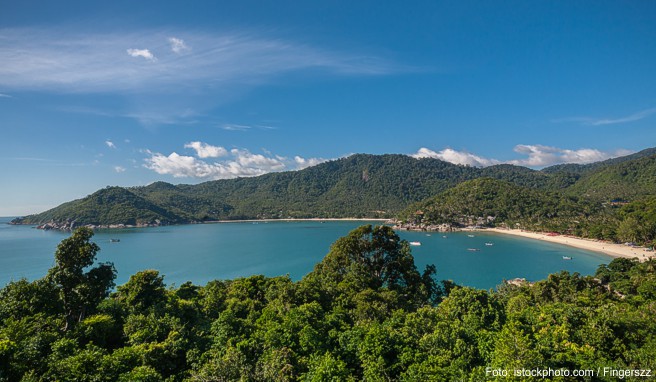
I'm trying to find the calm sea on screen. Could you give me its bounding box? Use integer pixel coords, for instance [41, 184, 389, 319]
[0, 217, 612, 290]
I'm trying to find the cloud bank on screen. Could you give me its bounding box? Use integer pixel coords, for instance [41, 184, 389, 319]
[144, 143, 326, 180]
[184, 141, 228, 158]
[412, 148, 500, 167]
[144, 142, 632, 181]
[412, 145, 632, 168]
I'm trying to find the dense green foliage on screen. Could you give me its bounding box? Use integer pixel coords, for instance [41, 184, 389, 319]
[399, 172, 656, 247]
[1, 227, 656, 381]
[399, 178, 617, 237]
[13, 187, 189, 227]
[566, 155, 656, 202]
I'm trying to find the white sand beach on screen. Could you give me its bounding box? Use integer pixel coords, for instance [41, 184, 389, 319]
[486, 228, 654, 262]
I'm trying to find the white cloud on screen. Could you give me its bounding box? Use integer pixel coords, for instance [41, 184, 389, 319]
[222, 124, 252, 131]
[144, 143, 327, 180]
[114, 166, 126, 173]
[0, 93, 11, 98]
[105, 140, 116, 149]
[169, 37, 189, 54]
[229, 148, 286, 172]
[294, 156, 327, 169]
[556, 107, 656, 126]
[587, 107, 656, 126]
[144, 151, 274, 179]
[508, 145, 632, 167]
[221, 124, 278, 131]
[126, 48, 157, 61]
[412, 147, 500, 167]
[0, 28, 399, 94]
[184, 141, 228, 158]
[412, 145, 633, 168]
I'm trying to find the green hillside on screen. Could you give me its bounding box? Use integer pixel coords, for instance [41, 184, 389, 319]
[17, 154, 486, 225]
[171, 154, 477, 219]
[12, 150, 656, 232]
[566, 154, 656, 202]
[14, 187, 188, 227]
[399, 178, 604, 233]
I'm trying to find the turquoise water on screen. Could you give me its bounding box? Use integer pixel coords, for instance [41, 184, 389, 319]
[0, 217, 612, 289]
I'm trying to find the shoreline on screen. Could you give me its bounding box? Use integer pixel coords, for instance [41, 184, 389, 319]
[9, 218, 392, 231]
[203, 218, 391, 224]
[485, 228, 654, 262]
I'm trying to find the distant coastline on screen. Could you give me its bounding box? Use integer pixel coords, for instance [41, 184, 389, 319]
[485, 228, 654, 262]
[204, 218, 391, 224]
[8, 217, 392, 231]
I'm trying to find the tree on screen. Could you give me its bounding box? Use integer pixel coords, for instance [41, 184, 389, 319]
[116, 270, 167, 314]
[617, 216, 640, 243]
[47, 227, 116, 330]
[306, 225, 440, 309]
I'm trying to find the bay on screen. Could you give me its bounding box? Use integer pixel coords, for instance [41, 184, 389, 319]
[0, 217, 611, 289]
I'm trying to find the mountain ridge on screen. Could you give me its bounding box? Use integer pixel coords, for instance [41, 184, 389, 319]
[11, 149, 656, 233]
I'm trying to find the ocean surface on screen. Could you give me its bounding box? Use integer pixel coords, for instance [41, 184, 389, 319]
[0, 217, 612, 290]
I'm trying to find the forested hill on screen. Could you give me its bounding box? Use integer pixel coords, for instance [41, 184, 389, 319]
[398, 178, 604, 233]
[11, 154, 535, 226]
[11, 150, 656, 228]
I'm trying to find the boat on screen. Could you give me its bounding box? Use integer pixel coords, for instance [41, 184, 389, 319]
[485, 242, 494, 246]
[426, 234, 431, 237]
[467, 248, 480, 252]
[562, 256, 573, 260]
[442, 235, 448, 238]
[109, 239, 120, 243]
[467, 234, 475, 238]
[409, 241, 422, 246]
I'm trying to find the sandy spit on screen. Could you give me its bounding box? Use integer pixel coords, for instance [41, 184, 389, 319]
[485, 228, 654, 262]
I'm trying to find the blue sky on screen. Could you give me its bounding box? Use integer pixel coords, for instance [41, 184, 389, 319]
[1, 1, 655, 216]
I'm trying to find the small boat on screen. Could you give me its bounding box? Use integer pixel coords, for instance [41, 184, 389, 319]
[426, 234, 431, 237]
[409, 241, 422, 246]
[467, 234, 475, 238]
[109, 239, 120, 243]
[562, 256, 573, 260]
[485, 242, 494, 246]
[442, 235, 448, 238]
[467, 248, 480, 252]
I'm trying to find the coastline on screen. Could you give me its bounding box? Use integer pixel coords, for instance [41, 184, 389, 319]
[485, 228, 654, 262]
[203, 218, 392, 224]
[9, 217, 392, 231]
